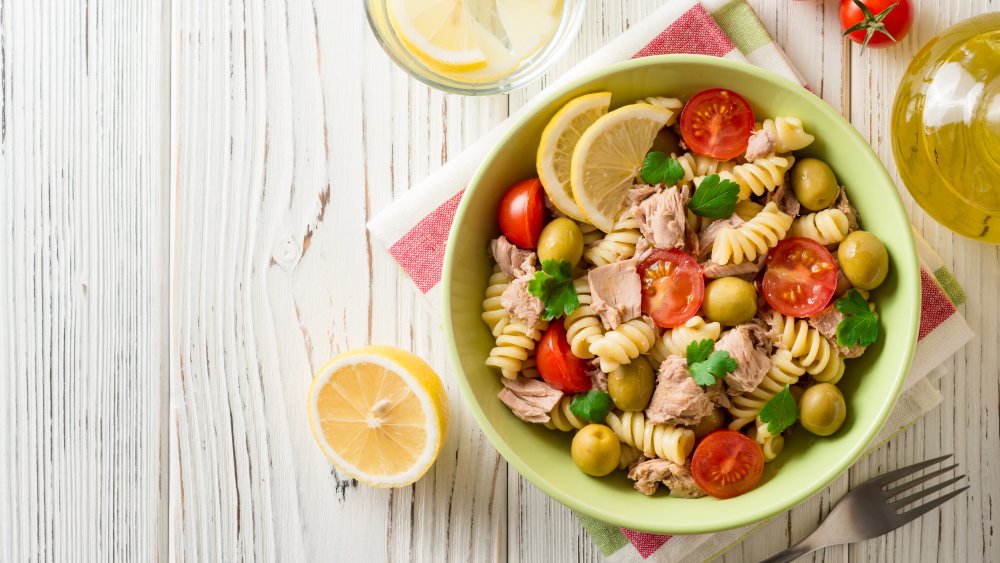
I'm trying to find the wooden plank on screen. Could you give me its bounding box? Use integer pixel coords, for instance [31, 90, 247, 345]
[0, 1, 170, 561]
[169, 0, 509, 561]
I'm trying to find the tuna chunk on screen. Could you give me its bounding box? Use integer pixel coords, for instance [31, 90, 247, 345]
[700, 255, 765, 280]
[808, 304, 867, 358]
[645, 356, 714, 426]
[698, 214, 745, 261]
[634, 236, 654, 261]
[716, 324, 772, 395]
[497, 377, 564, 423]
[835, 188, 861, 231]
[627, 458, 705, 498]
[490, 236, 536, 278]
[626, 184, 660, 206]
[745, 129, 776, 162]
[589, 361, 609, 393]
[630, 185, 690, 250]
[501, 276, 544, 327]
[766, 181, 801, 217]
[588, 260, 642, 330]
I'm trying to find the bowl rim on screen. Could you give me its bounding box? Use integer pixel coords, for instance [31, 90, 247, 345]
[442, 54, 919, 534]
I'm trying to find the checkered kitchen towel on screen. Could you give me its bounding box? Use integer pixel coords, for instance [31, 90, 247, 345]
[367, 1, 975, 560]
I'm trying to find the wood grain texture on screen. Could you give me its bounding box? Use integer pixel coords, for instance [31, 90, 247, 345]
[0, 0, 169, 561]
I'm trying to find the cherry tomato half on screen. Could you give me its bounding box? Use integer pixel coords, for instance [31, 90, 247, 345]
[691, 430, 765, 499]
[679, 89, 755, 160]
[762, 237, 839, 318]
[536, 320, 592, 393]
[498, 178, 546, 250]
[839, 0, 913, 50]
[636, 249, 705, 328]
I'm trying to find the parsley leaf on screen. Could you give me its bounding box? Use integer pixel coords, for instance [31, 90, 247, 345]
[758, 385, 798, 434]
[640, 151, 686, 186]
[527, 259, 579, 321]
[834, 289, 879, 348]
[569, 390, 613, 423]
[686, 339, 738, 386]
[688, 174, 741, 219]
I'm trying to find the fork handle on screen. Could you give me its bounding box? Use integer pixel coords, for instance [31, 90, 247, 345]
[759, 534, 831, 563]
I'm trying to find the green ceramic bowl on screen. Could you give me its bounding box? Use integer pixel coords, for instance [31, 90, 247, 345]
[443, 55, 919, 534]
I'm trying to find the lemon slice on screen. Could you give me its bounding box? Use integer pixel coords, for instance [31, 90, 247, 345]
[388, 0, 488, 73]
[307, 346, 449, 488]
[571, 103, 673, 232]
[536, 92, 613, 222]
[496, 0, 562, 59]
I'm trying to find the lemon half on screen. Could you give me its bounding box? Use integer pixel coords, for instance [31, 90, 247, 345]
[537, 92, 613, 222]
[570, 103, 673, 232]
[307, 346, 449, 488]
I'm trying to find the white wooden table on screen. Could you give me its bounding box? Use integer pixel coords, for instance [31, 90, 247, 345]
[2, 0, 997, 561]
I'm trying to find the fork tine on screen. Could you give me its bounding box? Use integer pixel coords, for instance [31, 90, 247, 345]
[872, 454, 953, 487]
[884, 464, 959, 497]
[890, 475, 966, 509]
[896, 485, 970, 523]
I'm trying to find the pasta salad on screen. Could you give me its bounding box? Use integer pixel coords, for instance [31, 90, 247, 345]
[481, 88, 889, 499]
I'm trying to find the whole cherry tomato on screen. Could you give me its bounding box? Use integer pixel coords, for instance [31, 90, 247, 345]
[498, 178, 546, 249]
[840, 0, 913, 51]
[536, 321, 592, 393]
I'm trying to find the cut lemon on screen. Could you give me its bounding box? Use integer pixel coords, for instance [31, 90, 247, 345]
[536, 92, 613, 222]
[388, 0, 488, 73]
[496, 0, 562, 59]
[571, 103, 673, 232]
[307, 346, 449, 488]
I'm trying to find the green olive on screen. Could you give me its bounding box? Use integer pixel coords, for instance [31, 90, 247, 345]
[537, 218, 584, 266]
[571, 424, 622, 476]
[837, 231, 889, 290]
[608, 357, 655, 411]
[701, 277, 758, 326]
[650, 128, 681, 156]
[791, 158, 840, 211]
[692, 407, 726, 439]
[799, 383, 846, 436]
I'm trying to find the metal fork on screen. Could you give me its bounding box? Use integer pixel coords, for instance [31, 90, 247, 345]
[761, 455, 969, 563]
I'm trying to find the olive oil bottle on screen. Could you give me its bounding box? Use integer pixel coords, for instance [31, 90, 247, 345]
[891, 13, 1000, 243]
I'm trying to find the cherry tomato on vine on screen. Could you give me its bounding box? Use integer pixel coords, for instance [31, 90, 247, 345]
[762, 237, 839, 318]
[536, 321, 592, 393]
[498, 178, 546, 249]
[679, 88, 755, 160]
[636, 249, 705, 328]
[840, 0, 913, 51]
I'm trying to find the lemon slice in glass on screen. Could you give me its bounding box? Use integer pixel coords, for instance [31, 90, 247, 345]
[536, 92, 613, 222]
[388, 0, 489, 73]
[496, 0, 562, 59]
[307, 346, 449, 488]
[571, 103, 673, 232]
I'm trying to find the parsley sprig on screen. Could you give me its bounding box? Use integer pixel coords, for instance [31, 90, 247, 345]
[569, 390, 613, 423]
[688, 174, 741, 218]
[640, 151, 686, 186]
[758, 385, 798, 434]
[685, 339, 739, 387]
[835, 289, 879, 348]
[527, 259, 579, 321]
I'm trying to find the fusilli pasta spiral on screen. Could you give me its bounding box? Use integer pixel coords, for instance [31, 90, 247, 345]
[544, 395, 586, 431]
[768, 311, 845, 384]
[565, 277, 604, 359]
[674, 151, 736, 185]
[788, 208, 850, 245]
[758, 117, 815, 154]
[578, 221, 603, 246]
[521, 356, 540, 379]
[647, 316, 722, 366]
[589, 317, 658, 373]
[605, 410, 696, 465]
[584, 211, 641, 266]
[748, 417, 785, 461]
[728, 349, 806, 430]
[711, 202, 794, 265]
[716, 155, 795, 200]
[486, 319, 548, 379]
[640, 97, 683, 126]
[481, 266, 513, 337]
